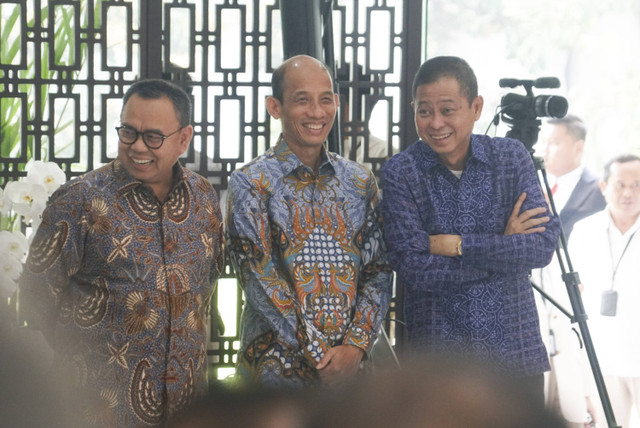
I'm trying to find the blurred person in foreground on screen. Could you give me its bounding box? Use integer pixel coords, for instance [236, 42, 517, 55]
[309, 355, 568, 428]
[165, 384, 309, 428]
[569, 154, 640, 428]
[381, 56, 560, 405]
[19, 79, 224, 427]
[168, 355, 568, 428]
[226, 55, 393, 389]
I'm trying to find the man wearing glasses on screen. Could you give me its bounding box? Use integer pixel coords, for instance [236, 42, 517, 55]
[20, 79, 224, 427]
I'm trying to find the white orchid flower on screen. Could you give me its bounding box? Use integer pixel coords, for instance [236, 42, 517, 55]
[1, 183, 15, 217]
[4, 181, 48, 224]
[0, 187, 12, 217]
[0, 254, 23, 281]
[29, 197, 48, 233]
[0, 268, 19, 299]
[26, 160, 66, 195]
[0, 230, 28, 262]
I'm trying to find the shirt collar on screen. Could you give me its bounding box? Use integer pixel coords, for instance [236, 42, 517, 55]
[271, 134, 336, 177]
[605, 207, 640, 237]
[113, 158, 186, 199]
[468, 135, 492, 166]
[549, 165, 584, 189]
[548, 165, 585, 212]
[416, 134, 491, 170]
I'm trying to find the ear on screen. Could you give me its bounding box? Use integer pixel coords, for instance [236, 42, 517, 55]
[599, 179, 607, 195]
[178, 125, 194, 155]
[266, 96, 282, 120]
[472, 96, 484, 121]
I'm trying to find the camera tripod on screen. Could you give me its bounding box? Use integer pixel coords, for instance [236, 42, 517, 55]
[505, 118, 620, 428]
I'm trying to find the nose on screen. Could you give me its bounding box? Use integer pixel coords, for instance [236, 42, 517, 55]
[310, 101, 321, 116]
[429, 111, 445, 129]
[621, 186, 635, 197]
[308, 99, 325, 117]
[130, 132, 148, 151]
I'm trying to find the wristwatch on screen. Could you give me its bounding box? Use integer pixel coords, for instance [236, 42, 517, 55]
[456, 238, 463, 256]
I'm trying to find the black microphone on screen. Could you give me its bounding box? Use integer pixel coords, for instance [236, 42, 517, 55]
[498, 78, 522, 88]
[533, 77, 560, 89]
[500, 77, 561, 89]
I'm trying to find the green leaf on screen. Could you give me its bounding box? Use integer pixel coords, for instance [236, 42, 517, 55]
[0, 5, 21, 65]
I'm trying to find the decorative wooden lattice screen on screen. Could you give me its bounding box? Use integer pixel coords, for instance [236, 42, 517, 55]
[0, 0, 423, 377]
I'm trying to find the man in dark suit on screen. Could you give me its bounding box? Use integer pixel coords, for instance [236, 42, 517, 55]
[535, 114, 606, 428]
[543, 114, 606, 237]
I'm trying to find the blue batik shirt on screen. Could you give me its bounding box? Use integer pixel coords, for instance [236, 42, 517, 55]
[381, 134, 560, 376]
[226, 137, 393, 387]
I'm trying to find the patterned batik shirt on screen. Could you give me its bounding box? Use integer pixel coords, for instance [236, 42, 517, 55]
[20, 160, 224, 427]
[381, 134, 560, 377]
[226, 137, 393, 388]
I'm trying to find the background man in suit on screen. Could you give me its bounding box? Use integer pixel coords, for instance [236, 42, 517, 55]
[533, 114, 606, 427]
[543, 114, 606, 237]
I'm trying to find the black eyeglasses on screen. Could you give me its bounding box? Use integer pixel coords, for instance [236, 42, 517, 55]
[116, 125, 184, 149]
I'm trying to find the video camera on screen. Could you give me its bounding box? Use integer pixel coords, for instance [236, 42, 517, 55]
[498, 77, 568, 153]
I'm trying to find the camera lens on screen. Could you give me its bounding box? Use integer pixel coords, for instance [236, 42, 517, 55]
[533, 95, 568, 118]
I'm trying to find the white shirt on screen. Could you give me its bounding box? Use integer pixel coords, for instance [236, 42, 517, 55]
[569, 209, 640, 377]
[548, 165, 585, 213]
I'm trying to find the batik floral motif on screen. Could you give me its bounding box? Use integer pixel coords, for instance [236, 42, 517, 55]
[20, 160, 223, 427]
[227, 137, 392, 388]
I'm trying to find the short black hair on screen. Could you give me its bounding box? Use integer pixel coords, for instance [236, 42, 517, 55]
[271, 62, 288, 103]
[412, 56, 478, 105]
[122, 79, 192, 127]
[547, 114, 586, 142]
[603, 153, 640, 182]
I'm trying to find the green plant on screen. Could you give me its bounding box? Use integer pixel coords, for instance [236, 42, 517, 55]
[1, 1, 100, 173]
[0, 4, 28, 161]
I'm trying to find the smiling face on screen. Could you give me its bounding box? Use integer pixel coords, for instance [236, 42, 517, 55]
[412, 76, 483, 170]
[118, 94, 192, 200]
[266, 56, 338, 160]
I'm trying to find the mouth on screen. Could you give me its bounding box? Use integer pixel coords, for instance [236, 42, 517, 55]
[304, 123, 324, 131]
[430, 132, 452, 141]
[132, 158, 153, 165]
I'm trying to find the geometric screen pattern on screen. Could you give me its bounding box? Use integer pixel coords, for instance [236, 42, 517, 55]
[0, 0, 423, 376]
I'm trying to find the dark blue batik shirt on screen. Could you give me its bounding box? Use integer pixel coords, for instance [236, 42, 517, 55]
[381, 134, 560, 376]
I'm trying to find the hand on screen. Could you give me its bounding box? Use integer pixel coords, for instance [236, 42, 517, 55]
[316, 344, 364, 388]
[585, 396, 598, 426]
[429, 234, 460, 257]
[504, 192, 550, 235]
